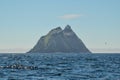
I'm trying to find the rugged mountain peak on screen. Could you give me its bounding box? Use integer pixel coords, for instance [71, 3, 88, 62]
[65, 25, 71, 29]
[63, 25, 75, 36]
[28, 25, 91, 53]
[64, 25, 72, 32]
[48, 27, 62, 35]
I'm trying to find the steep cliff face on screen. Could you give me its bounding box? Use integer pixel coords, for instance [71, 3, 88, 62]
[28, 25, 91, 53]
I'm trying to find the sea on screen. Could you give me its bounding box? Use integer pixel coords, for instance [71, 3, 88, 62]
[0, 53, 120, 80]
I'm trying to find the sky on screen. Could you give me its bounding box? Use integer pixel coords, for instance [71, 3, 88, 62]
[0, 0, 120, 53]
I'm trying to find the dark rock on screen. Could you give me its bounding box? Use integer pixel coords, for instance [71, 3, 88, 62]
[0, 64, 38, 70]
[28, 25, 91, 53]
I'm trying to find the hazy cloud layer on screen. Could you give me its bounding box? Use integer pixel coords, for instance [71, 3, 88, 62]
[90, 48, 120, 53]
[0, 48, 29, 53]
[59, 14, 82, 20]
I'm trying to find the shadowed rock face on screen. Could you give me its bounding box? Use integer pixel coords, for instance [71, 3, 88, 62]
[28, 25, 91, 53]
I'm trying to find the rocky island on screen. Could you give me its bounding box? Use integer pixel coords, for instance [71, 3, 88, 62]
[28, 25, 91, 53]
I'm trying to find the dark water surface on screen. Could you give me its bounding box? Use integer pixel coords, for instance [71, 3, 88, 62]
[0, 53, 120, 80]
